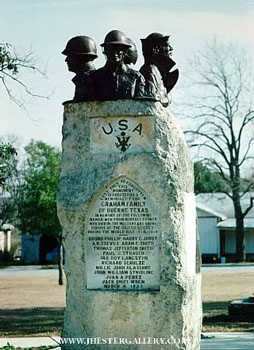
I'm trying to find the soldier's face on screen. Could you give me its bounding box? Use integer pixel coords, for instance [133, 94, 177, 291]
[104, 46, 125, 64]
[65, 54, 89, 73]
[160, 41, 173, 57]
[65, 55, 80, 72]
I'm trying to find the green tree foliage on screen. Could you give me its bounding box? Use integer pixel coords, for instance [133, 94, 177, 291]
[0, 141, 18, 226]
[0, 142, 17, 189]
[17, 140, 64, 284]
[194, 162, 251, 194]
[194, 162, 229, 194]
[17, 140, 61, 235]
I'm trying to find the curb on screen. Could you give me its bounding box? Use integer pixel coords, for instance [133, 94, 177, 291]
[0, 337, 60, 348]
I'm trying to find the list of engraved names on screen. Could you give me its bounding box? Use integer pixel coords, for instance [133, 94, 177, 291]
[86, 177, 160, 290]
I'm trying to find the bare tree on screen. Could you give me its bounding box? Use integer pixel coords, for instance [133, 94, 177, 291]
[0, 42, 46, 108]
[185, 40, 254, 262]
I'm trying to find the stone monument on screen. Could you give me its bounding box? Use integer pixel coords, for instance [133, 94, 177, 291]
[58, 30, 202, 350]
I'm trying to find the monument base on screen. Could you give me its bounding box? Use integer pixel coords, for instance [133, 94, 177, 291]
[58, 100, 202, 349]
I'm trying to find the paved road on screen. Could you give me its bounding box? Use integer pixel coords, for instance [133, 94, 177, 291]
[201, 333, 254, 349]
[202, 263, 254, 273]
[0, 265, 58, 278]
[0, 334, 254, 349]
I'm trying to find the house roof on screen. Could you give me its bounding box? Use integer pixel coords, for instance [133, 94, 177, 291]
[196, 203, 226, 220]
[218, 218, 254, 229]
[196, 192, 254, 219]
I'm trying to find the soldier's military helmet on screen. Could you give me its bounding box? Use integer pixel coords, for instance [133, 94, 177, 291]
[141, 32, 172, 57]
[101, 30, 131, 48]
[142, 32, 169, 43]
[62, 36, 98, 58]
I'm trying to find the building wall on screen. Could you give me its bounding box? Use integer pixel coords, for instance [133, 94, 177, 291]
[246, 230, 254, 254]
[0, 231, 5, 252]
[21, 234, 41, 264]
[224, 230, 236, 253]
[197, 216, 220, 256]
[222, 229, 254, 254]
[0, 230, 11, 253]
[220, 229, 254, 262]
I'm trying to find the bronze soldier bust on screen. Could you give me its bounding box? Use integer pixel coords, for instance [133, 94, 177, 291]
[88, 30, 145, 101]
[62, 36, 98, 102]
[140, 33, 179, 106]
[152, 34, 179, 94]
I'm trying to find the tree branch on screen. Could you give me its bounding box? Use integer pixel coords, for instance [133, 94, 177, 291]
[0, 42, 48, 108]
[239, 137, 254, 166]
[242, 197, 254, 218]
[240, 183, 254, 198]
[237, 110, 254, 147]
[186, 130, 231, 166]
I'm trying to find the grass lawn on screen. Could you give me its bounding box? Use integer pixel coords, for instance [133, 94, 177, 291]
[203, 301, 254, 332]
[0, 346, 54, 350]
[0, 267, 254, 335]
[0, 275, 65, 337]
[202, 269, 254, 332]
[0, 308, 64, 337]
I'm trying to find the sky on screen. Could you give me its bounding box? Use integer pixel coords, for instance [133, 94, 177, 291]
[0, 0, 253, 148]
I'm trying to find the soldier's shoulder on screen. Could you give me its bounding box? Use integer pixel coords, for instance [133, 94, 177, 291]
[140, 63, 159, 75]
[89, 66, 107, 77]
[126, 67, 144, 79]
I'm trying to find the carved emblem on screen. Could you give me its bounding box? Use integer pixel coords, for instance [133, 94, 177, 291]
[115, 132, 131, 152]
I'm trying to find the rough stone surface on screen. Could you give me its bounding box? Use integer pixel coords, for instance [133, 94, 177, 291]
[57, 100, 202, 350]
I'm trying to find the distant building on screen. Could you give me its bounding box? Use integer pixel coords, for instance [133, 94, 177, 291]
[21, 234, 41, 264]
[21, 233, 59, 264]
[0, 224, 14, 261]
[0, 190, 16, 260]
[197, 192, 254, 262]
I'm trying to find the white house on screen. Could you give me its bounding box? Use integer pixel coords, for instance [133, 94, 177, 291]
[196, 192, 254, 262]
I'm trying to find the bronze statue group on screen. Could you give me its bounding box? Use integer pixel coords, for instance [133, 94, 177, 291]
[62, 30, 179, 107]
